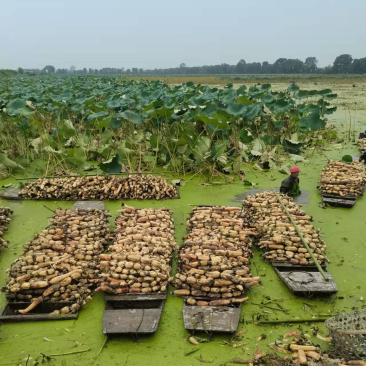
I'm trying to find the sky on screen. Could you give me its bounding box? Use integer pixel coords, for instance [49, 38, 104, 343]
[1, 0, 365, 70]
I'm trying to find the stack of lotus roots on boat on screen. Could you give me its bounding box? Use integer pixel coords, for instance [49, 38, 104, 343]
[172, 206, 260, 307]
[96, 206, 177, 295]
[18, 174, 178, 200]
[318, 160, 366, 197]
[242, 192, 327, 266]
[358, 138, 366, 152]
[1, 208, 111, 315]
[0, 207, 12, 250]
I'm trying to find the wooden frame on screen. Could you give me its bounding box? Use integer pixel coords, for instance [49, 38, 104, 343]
[103, 293, 167, 335]
[0, 301, 78, 323]
[321, 193, 358, 208]
[182, 296, 243, 333]
[272, 262, 338, 296]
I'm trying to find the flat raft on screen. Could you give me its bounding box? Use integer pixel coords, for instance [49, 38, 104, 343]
[0, 201, 105, 323]
[103, 292, 166, 335]
[182, 295, 247, 333]
[272, 261, 338, 297]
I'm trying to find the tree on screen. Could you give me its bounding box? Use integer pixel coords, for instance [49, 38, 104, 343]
[42, 65, 55, 73]
[132, 68, 138, 74]
[261, 61, 271, 74]
[180, 63, 186, 68]
[69, 65, 76, 73]
[126, 69, 131, 74]
[304, 57, 318, 73]
[247, 62, 262, 74]
[333, 54, 353, 73]
[235, 59, 246, 74]
[272, 58, 287, 73]
[18, 67, 24, 74]
[351, 58, 366, 74]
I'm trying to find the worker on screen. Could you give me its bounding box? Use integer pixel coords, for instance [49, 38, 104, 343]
[280, 166, 301, 196]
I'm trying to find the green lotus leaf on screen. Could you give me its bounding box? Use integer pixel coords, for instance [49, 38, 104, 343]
[99, 154, 121, 173]
[110, 116, 122, 129]
[88, 111, 109, 120]
[240, 128, 254, 143]
[342, 155, 353, 164]
[299, 112, 325, 131]
[211, 140, 228, 160]
[119, 110, 144, 125]
[236, 96, 253, 106]
[287, 83, 299, 93]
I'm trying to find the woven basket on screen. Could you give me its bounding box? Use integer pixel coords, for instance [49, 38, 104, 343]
[325, 309, 366, 358]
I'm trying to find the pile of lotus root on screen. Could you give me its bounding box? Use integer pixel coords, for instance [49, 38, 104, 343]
[1, 207, 111, 315]
[358, 138, 366, 151]
[96, 206, 177, 295]
[318, 160, 366, 197]
[242, 192, 327, 265]
[19, 174, 178, 200]
[172, 206, 260, 306]
[0, 207, 12, 249]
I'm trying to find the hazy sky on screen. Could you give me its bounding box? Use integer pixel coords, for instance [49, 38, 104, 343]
[1, 0, 365, 70]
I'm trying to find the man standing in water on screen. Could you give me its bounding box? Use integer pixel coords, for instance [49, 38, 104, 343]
[280, 166, 301, 196]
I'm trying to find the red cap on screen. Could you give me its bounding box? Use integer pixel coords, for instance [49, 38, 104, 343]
[290, 165, 300, 173]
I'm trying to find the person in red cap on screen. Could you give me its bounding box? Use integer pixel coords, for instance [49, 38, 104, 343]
[280, 166, 301, 196]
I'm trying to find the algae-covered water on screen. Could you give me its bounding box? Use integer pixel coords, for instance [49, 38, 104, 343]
[0, 81, 365, 366]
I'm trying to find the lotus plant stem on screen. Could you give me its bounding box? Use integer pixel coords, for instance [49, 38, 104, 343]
[271, 188, 329, 282]
[46, 348, 91, 357]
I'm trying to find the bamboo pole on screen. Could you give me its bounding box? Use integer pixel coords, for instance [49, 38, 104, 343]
[271, 188, 329, 282]
[255, 317, 330, 325]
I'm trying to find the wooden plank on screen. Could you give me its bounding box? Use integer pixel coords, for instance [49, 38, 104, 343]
[103, 292, 166, 334]
[103, 308, 163, 334]
[0, 313, 78, 322]
[272, 262, 327, 269]
[71, 201, 105, 211]
[105, 293, 166, 302]
[0, 301, 78, 322]
[0, 188, 21, 200]
[273, 267, 338, 296]
[321, 194, 357, 208]
[183, 304, 241, 333]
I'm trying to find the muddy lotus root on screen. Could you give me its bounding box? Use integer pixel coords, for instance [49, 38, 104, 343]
[1, 208, 111, 315]
[242, 192, 327, 265]
[0, 207, 12, 250]
[96, 206, 177, 295]
[358, 138, 366, 151]
[318, 160, 366, 197]
[172, 206, 260, 306]
[19, 174, 178, 200]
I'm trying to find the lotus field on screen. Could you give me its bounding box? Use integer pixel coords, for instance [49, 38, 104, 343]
[0, 76, 337, 178]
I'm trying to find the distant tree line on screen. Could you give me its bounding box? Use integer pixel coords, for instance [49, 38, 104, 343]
[4, 54, 366, 76]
